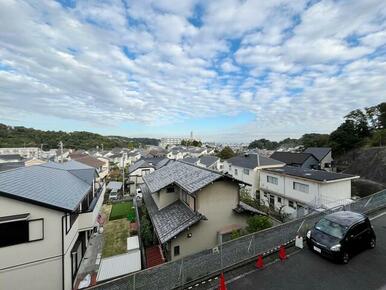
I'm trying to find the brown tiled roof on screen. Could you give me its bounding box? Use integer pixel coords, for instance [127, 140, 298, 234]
[72, 155, 105, 168]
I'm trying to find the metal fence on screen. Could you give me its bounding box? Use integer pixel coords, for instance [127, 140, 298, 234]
[90, 189, 386, 290]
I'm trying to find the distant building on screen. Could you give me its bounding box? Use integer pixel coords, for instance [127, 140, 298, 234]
[0, 147, 40, 158]
[160, 137, 182, 148]
[270, 151, 319, 169]
[304, 147, 333, 171]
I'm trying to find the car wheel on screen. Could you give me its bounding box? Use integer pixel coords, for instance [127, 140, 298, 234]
[342, 252, 349, 264]
[369, 238, 376, 249]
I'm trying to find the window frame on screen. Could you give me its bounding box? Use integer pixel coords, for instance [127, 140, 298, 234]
[293, 182, 309, 193]
[267, 175, 278, 185]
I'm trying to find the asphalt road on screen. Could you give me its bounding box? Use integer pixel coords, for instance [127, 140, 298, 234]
[228, 212, 386, 290]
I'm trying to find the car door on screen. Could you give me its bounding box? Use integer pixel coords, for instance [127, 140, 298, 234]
[348, 222, 368, 252]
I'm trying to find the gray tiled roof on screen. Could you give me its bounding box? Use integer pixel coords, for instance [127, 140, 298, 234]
[270, 152, 317, 166]
[182, 157, 199, 164]
[304, 147, 331, 161]
[143, 161, 222, 195]
[264, 166, 359, 182]
[41, 161, 96, 184]
[0, 162, 25, 172]
[128, 160, 153, 174]
[0, 161, 94, 212]
[140, 184, 201, 244]
[199, 156, 219, 168]
[227, 153, 284, 169]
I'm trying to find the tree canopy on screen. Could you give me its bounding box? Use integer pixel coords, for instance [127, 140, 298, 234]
[247, 102, 386, 156]
[217, 146, 235, 159]
[0, 123, 159, 150]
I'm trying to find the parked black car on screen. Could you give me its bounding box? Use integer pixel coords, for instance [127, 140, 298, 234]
[306, 211, 376, 264]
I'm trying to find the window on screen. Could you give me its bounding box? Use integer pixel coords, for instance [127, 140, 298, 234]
[267, 175, 278, 185]
[350, 222, 368, 237]
[289, 200, 296, 209]
[243, 168, 249, 175]
[293, 182, 309, 193]
[256, 191, 260, 201]
[0, 220, 29, 247]
[234, 169, 238, 175]
[277, 197, 282, 203]
[166, 186, 175, 193]
[264, 192, 268, 198]
[174, 245, 180, 256]
[142, 169, 150, 176]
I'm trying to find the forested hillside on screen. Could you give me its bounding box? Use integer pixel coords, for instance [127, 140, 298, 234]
[0, 124, 159, 150]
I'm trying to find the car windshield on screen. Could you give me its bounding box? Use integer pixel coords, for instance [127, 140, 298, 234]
[315, 218, 348, 239]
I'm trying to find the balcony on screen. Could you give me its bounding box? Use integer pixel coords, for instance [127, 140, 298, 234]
[78, 184, 106, 230]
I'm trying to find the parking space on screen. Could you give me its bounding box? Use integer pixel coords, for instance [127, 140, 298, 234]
[228, 212, 386, 290]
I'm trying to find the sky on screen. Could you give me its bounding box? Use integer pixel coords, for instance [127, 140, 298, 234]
[0, 0, 385, 143]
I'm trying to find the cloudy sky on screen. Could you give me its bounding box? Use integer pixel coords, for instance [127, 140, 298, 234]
[0, 0, 385, 142]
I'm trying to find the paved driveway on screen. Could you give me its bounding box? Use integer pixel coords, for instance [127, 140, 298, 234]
[229, 212, 386, 290]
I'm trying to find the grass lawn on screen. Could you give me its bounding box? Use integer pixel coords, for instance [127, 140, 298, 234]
[109, 201, 135, 221]
[101, 204, 130, 258]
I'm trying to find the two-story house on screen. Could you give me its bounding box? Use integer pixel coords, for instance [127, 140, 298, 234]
[270, 152, 319, 169]
[259, 166, 359, 218]
[141, 161, 253, 261]
[0, 160, 105, 290]
[304, 147, 333, 171]
[224, 153, 285, 198]
[128, 157, 170, 194]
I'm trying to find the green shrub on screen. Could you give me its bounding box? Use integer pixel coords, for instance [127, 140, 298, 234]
[246, 215, 272, 233]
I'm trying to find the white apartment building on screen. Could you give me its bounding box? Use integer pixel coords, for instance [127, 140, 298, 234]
[0, 160, 105, 290]
[160, 137, 182, 148]
[0, 147, 41, 158]
[259, 166, 359, 218]
[223, 153, 285, 198]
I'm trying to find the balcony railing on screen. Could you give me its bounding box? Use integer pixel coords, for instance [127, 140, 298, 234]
[78, 183, 106, 230]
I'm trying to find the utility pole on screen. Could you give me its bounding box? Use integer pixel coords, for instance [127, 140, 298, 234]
[59, 141, 63, 163]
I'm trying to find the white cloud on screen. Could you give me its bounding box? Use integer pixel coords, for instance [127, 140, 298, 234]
[0, 0, 385, 142]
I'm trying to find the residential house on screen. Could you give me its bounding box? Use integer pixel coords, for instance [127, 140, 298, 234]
[25, 158, 46, 167]
[304, 147, 334, 171]
[187, 147, 207, 158]
[166, 149, 186, 160]
[197, 156, 221, 171]
[270, 151, 319, 169]
[259, 166, 359, 218]
[0, 154, 26, 172]
[0, 160, 105, 290]
[224, 153, 285, 198]
[128, 158, 170, 194]
[69, 154, 109, 181]
[141, 161, 255, 261]
[181, 157, 200, 165]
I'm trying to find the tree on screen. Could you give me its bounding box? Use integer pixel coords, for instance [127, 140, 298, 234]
[329, 120, 362, 155]
[345, 109, 370, 138]
[246, 215, 272, 233]
[248, 138, 279, 150]
[300, 134, 330, 148]
[217, 146, 235, 159]
[140, 209, 154, 247]
[379, 102, 386, 129]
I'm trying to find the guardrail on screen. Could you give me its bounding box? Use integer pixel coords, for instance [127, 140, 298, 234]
[88, 188, 386, 290]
